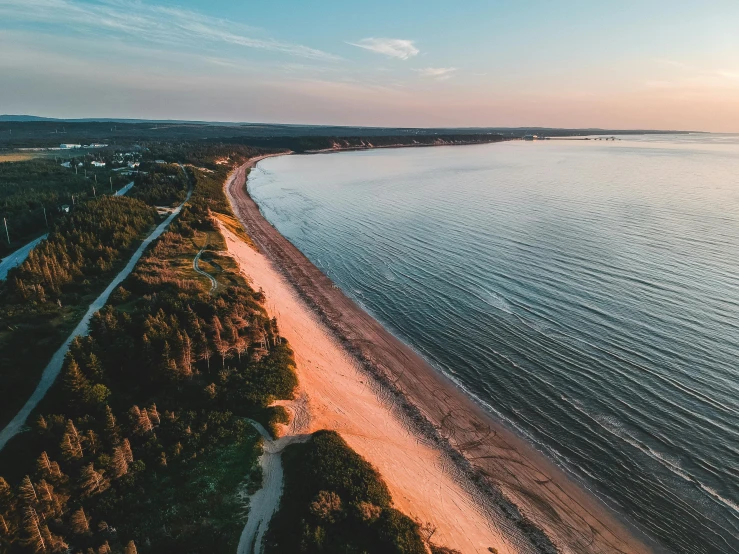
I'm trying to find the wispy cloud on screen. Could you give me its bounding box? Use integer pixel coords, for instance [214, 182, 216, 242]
[414, 67, 457, 80]
[716, 70, 739, 80]
[348, 38, 419, 60]
[0, 0, 340, 61]
[654, 59, 689, 69]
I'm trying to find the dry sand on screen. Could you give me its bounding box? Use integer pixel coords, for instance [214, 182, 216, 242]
[223, 158, 652, 554]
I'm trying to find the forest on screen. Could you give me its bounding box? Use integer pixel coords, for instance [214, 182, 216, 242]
[128, 164, 188, 207]
[0, 197, 157, 429]
[0, 160, 131, 257]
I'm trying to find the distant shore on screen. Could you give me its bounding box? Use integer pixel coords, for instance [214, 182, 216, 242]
[225, 151, 652, 553]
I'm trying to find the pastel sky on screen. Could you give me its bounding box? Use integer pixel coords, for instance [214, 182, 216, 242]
[1, 0, 739, 131]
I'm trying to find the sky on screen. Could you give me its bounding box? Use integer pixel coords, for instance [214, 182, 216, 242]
[1, 0, 739, 131]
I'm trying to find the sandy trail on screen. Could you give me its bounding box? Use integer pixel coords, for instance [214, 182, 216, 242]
[223, 157, 652, 554]
[0, 173, 192, 451]
[238, 407, 311, 554]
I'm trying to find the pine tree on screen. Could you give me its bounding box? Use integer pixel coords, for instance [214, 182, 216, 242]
[79, 463, 109, 497]
[36, 452, 53, 478]
[148, 404, 160, 426]
[0, 477, 14, 537]
[124, 540, 138, 554]
[21, 506, 46, 553]
[62, 358, 90, 407]
[181, 331, 193, 375]
[18, 476, 39, 506]
[69, 507, 90, 535]
[121, 438, 134, 463]
[110, 447, 129, 479]
[103, 405, 120, 446]
[37, 480, 62, 518]
[0, 476, 13, 508]
[60, 420, 83, 460]
[83, 429, 100, 455]
[85, 353, 104, 380]
[97, 540, 111, 554]
[130, 406, 153, 436]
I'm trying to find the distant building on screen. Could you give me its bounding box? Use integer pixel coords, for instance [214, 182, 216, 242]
[155, 159, 167, 164]
[127, 161, 140, 168]
[83, 143, 108, 148]
[60, 161, 71, 168]
[91, 161, 106, 167]
[60, 205, 70, 213]
[60, 144, 82, 149]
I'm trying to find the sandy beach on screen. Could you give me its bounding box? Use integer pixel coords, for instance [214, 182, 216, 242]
[223, 157, 652, 554]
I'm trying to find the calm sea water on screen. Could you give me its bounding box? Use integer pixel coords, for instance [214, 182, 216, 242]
[248, 135, 739, 554]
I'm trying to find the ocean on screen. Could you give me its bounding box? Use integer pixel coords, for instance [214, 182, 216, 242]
[247, 135, 739, 554]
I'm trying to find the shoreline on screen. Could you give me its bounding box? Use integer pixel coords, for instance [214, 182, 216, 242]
[226, 153, 652, 553]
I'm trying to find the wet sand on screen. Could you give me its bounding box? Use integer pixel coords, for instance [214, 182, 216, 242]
[225, 157, 652, 554]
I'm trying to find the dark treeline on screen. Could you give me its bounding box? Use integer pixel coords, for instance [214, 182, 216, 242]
[266, 431, 459, 554]
[128, 164, 188, 207]
[205, 134, 507, 154]
[140, 143, 263, 171]
[0, 197, 157, 428]
[0, 161, 298, 553]
[0, 161, 92, 256]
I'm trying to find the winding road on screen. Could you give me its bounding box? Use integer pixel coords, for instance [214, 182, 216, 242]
[0, 169, 191, 451]
[193, 247, 217, 292]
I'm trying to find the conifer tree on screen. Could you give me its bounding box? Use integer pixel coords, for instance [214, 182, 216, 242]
[121, 438, 134, 463]
[62, 358, 90, 407]
[21, 506, 46, 553]
[103, 405, 120, 446]
[60, 420, 83, 460]
[79, 464, 109, 497]
[148, 403, 160, 426]
[110, 447, 129, 479]
[69, 507, 90, 535]
[18, 476, 39, 507]
[124, 539, 138, 554]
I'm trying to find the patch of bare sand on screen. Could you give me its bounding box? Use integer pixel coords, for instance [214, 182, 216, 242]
[220, 223, 515, 554]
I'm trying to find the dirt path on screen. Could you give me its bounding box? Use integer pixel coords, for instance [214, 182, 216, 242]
[224, 157, 652, 554]
[193, 247, 217, 292]
[238, 404, 310, 554]
[0, 173, 193, 451]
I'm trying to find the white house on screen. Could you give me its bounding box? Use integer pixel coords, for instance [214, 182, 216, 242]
[60, 144, 82, 149]
[91, 161, 106, 167]
[60, 161, 71, 168]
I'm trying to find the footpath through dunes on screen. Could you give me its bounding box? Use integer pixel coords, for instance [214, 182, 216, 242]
[225, 158, 653, 554]
[0, 177, 193, 451]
